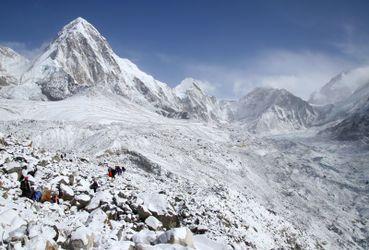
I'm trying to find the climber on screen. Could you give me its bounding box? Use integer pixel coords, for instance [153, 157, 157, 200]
[19, 175, 32, 198]
[108, 167, 116, 179]
[41, 188, 52, 202]
[51, 193, 60, 204]
[57, 183, 64, 198]
[115, 166, 122, 175]
[32, 187, 42, 202]
[90, 179, 99, 193]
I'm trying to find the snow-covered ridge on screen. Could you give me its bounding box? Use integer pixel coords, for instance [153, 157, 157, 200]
[2, 17, 369, 137]
[1, 18, 234, 122]
[174, 78, 230, 122]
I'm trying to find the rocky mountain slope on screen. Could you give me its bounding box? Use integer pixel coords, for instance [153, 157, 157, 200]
[0, 133, 235, 249]
[0, 46, 28, 87]
[233, 87, 318, 133]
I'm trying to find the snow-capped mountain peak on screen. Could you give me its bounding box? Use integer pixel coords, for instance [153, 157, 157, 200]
[12, 17, 183, 116]
[174, 77, 206, 99]
[22, 17, 120, 91]
[174, 78, 230, 122]
[234, 87, 317, 133]
[309, 66, 369, 105]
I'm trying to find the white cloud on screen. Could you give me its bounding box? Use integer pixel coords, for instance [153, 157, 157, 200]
[331, 24, 369, 64]
[183, 49, 359, 100]
[0, 41, 49, 59]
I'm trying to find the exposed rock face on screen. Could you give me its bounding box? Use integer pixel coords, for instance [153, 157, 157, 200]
[234, 87, 317, 133]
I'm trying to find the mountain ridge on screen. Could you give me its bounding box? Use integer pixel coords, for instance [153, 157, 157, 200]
[1, 17, 369, 138]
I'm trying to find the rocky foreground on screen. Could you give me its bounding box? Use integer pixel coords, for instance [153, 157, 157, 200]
[0, 132, 256, 250]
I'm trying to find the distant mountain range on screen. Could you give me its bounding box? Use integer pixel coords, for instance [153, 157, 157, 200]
[1, 17, 369, 140]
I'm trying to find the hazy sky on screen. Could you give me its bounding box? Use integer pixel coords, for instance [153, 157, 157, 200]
[1, 0, 369, 99]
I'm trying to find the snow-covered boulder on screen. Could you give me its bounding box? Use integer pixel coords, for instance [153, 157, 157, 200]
[75, 194, 91, 208]
[60, 183, 75, 200]
[50, 175, 70, 186]
[86, 208, 107, 230]
[0, 209, 27, 242]
[28, 223, 57, 241]
[75, 178, 90, 192]
[109, 240, 135, 250]
[136, 192, 179, 228]
[132, 229, 158, 245]
[145, 216, 163, 231]
[136, 244, 189, 250]
[2, 161, 23, 174]
[193, 235, 229, 250]
[25, 236, 58, 250]
[85, 191, 112, 212]
[70, 225, 94, 250]
[8, 225, 27, 242]
[154, 227, 194, 248]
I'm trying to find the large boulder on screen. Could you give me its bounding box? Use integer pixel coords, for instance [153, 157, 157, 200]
[25, 236, 58, 250]
[86, 208, 108, 231]
[132, 229, 158, 245]
[70, 226, 94, 250]
[193, 235, 230, 250]
[135, 244, 189, 250]
[109, 240, 135, 250]
[145, 216, 163, 231]
[0, 209, 27, 243]
[75, 194, 91, 208]
[85, 191, 112, 212]
[2, 161, 23, 175]
[135, 192, 179, 228]
[154, 227, 194, 248]
[60, 183, 75, 201]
